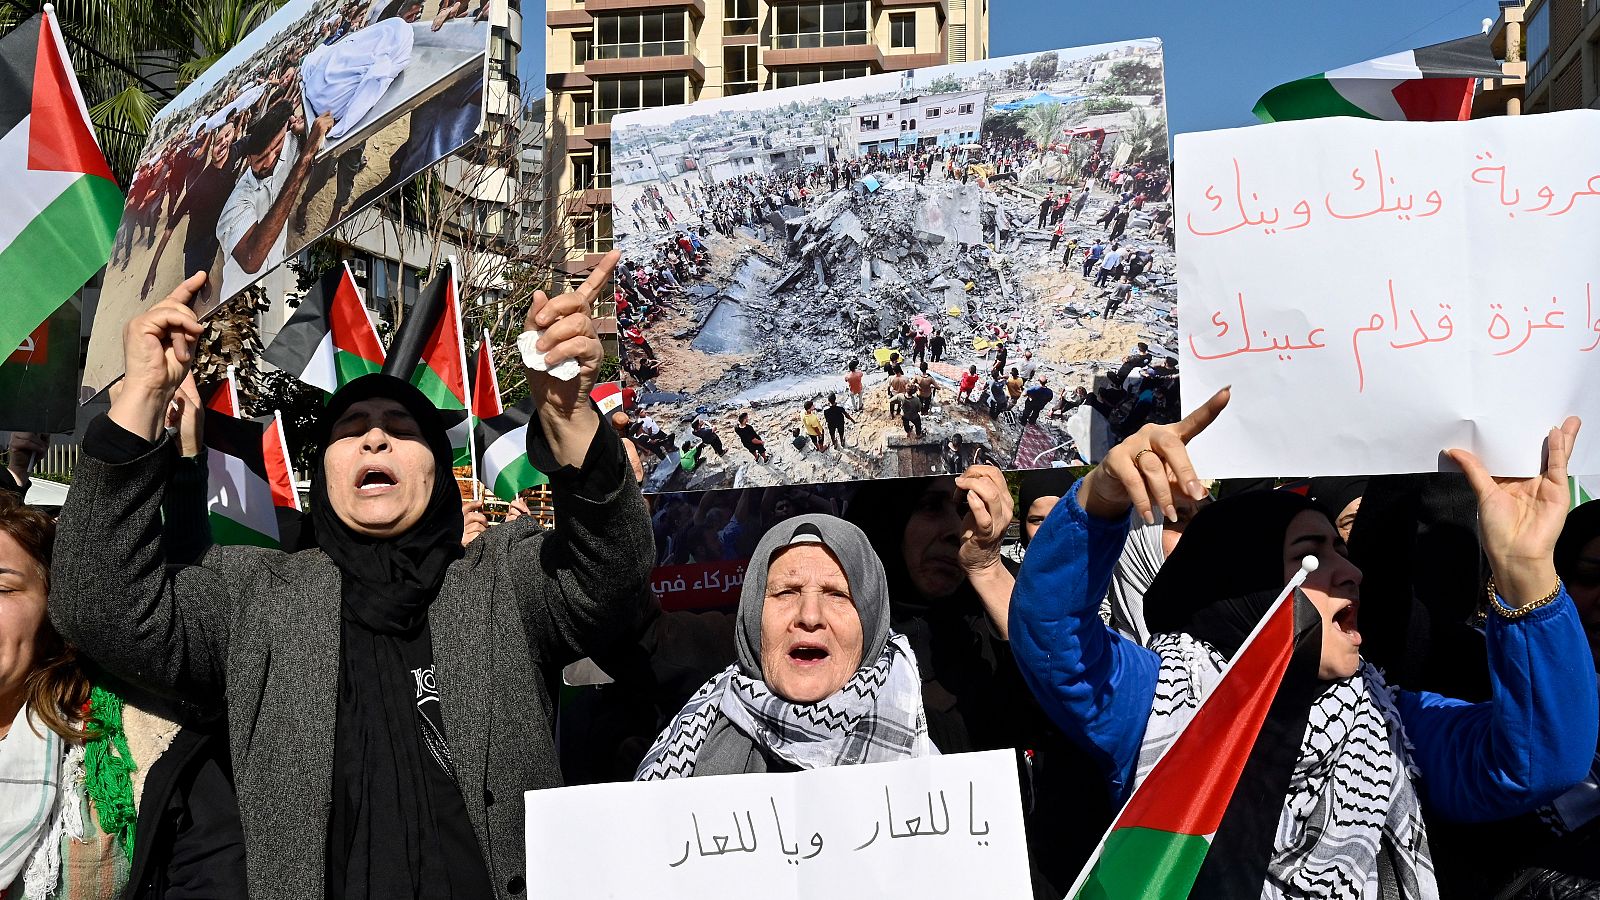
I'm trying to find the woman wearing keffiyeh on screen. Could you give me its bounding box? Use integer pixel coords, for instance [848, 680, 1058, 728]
[1010, 387, 1599, 900]
[636, 515, 935, 779]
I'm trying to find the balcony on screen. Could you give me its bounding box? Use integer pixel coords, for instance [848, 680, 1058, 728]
[585, 53, 705, 80]
[584, 0, 706, 14]
[764, 36, 883, 70]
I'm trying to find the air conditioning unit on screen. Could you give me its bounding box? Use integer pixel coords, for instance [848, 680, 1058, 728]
[350, 259, 370, 280]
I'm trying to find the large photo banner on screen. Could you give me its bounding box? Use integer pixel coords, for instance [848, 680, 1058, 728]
[83, 0, 492, 396]
[610, 39, 1178, 494]
[1174, 110, 1600, 478]
[525, 750, 1033, 899]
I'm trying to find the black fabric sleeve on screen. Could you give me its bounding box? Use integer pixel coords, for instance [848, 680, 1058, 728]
[83, 413, 161, 464]
[162, 450, 214, 566]
[524, 402, 625, 501]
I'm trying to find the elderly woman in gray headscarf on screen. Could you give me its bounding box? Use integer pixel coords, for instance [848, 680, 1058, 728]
[636, 515, 935, 778]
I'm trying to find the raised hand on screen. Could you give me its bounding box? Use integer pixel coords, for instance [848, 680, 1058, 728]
[1447, 418, 1581, 607]
[523, 249, 619, 467]
[111, 272, 208, 441]
[955, 464, 1012, 575]
[1078, 387, 1230, 524]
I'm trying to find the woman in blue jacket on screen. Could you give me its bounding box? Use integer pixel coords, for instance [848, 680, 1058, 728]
[1010, 388, 1598, 899]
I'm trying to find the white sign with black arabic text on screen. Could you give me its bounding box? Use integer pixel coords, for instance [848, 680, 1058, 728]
[524, 750, 1032, 898]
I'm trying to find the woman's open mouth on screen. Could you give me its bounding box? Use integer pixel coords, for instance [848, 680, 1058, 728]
[1332, 599, 1362, 646]
[788, 643, 831, 667]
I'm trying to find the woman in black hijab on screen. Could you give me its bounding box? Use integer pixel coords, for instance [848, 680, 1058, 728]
[312, 374, 493, 900]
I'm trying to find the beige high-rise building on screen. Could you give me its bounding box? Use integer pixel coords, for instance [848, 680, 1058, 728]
[542, 0, 989, 303]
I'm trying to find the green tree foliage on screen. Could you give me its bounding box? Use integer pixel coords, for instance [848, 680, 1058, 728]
[1027, 51, 1060, 85]
[925, 73, 962, 95]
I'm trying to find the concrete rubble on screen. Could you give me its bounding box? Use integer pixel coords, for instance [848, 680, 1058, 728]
[632, 169, 1179, 493]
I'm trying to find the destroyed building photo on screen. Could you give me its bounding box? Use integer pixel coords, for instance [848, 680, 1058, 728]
[610, 40, 1179, 493]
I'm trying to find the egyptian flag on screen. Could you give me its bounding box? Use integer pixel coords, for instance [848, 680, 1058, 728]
[475, 398, 549, 501]
[1253, 34, 1505, 123]
[203, 409, 280, 548]
[591, 381, 633, 417]
[263, 263, 385, 393]
[0, 8, 121, 363]
[1067, 577, 1322, 899]
[383, 258, 472, 467]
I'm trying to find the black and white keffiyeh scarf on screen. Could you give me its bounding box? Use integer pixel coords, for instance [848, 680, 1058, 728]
[636, 631, 934, 779]
[1140, 632, 1438, 900]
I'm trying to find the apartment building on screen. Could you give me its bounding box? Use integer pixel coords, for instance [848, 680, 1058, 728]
[848, 88, 987, 155]
[1476, 0, 1600, 116]
[542, 0, 989, 294]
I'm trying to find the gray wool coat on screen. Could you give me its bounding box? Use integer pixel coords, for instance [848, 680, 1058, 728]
[49, 430, 653, 900]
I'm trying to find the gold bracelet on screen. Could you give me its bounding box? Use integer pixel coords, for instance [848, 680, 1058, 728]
[1484, 577, 1564, 620]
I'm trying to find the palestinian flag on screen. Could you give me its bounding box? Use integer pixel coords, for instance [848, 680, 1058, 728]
[1253, 34, 1505, 123]
[475, 398, 548, 501]
[471, 331, 502, 421]
[0, 8, 121, 364]
[263, 263, 385, 393]
[202, 365, 241, 415]
[383, 258, 472, 467]
[204, 409, 280, 548]
[200, 367, 300, 517]
[263, 410, 301, 511]
[1573, 476, 1596, 509]
[1068, 576, 1318, 899]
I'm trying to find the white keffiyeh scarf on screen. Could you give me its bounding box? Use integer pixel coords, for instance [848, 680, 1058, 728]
[635, 632, 935, 780]
[1141, 633, 1439, 900]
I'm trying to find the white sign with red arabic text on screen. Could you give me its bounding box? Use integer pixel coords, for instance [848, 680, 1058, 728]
[1175, 110, 1600, 477]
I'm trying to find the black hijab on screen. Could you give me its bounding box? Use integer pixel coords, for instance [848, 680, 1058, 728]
[1141, 490, 1330, 896]
[1557, 499, 1600, 581]
[311, 375, 486, 900]
[1017, 468, 1076, 548]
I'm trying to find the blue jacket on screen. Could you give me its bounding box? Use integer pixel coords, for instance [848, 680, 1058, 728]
[1008, 484, 1600, 823]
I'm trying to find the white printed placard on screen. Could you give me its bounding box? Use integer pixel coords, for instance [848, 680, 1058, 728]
[1174, 110, 1600, 478]
[524, 750, 1032, 899]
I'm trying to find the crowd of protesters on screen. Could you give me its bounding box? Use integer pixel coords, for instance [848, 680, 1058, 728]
[2, 251, 1598, 900]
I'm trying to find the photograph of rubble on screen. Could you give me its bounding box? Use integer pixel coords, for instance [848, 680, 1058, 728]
[611, 39, 1179, 493]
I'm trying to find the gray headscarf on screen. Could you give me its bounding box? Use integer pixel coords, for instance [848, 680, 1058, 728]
[636, 515, 934, 779]
[733, 514, 892, 679]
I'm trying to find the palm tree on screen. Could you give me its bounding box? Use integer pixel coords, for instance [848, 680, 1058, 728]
[0, 0, 286, 182]
[1025, 101, 1066, 150]
[1121, 106, 1169, 167]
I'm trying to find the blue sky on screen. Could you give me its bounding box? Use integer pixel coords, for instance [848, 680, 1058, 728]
[516, 0, 1493, 134]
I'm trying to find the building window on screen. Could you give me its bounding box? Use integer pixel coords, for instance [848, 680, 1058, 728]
[1525, 2, 1551, 89]
[925, 106, 941, 118]
[773, 2, 868, 50]
[773, 65, 869, 88]
[959, 102, 975, 116]
[595, 76, 688, 123]
[858, 114, 880, 129]
[889, 12, 915, 49]
[595, 142, 612, 189]
[573, 31, 592, 64]
[725, 45, 758, 95]
[573, 209, 615, 254]
[572, 92, 593, 127]
[724, 0, 757, 36]
[594, 12, 687, 59]
[572, 153, 594, 190]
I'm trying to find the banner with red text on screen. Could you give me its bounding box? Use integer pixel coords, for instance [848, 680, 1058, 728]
[1175, 110, 1600, 477]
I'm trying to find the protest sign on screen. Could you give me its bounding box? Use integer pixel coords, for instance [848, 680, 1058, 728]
[83, 0, 491, 397]
[525, 749, 1032, 899]
[1175, 110, 1600, 478]
[612, 40, 1177, 493]
[651, 560, 749, 611]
